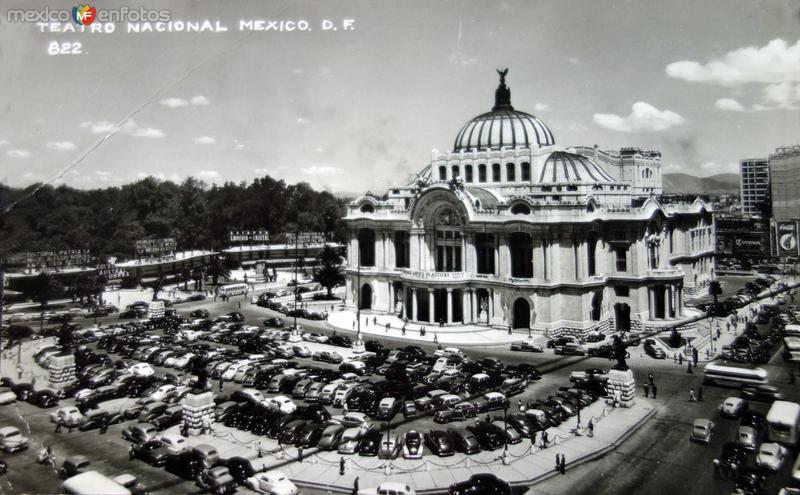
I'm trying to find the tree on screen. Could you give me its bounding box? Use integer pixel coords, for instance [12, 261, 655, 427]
[206, 256, 231, 286]
[152, 275, 165, 301]
[57, 321, 74, 351]
[7, 325, 33, 343]
[709, 279, 723, 309]
[180, 267, 192, 291]
[30, 272, 61, 308]
[93, 274, 108, 305]
[191, 265, 205, 291]
[313, 246, 345, 298]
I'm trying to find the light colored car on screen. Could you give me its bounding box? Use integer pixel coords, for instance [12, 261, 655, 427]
[292, 345, 312, 358]
[378, 433, 402, 459]
[129, 363, 155, 377]
[492, 420, 523, 444]
[338, 427, 364, 454]
[0, 426, 29, 453]
[264, 396, 297, 415]
[358, 480, 417, 495]
[149, 384, 177, 402]
[720, 397, 748, 418]
[690, 419, 714, 444]
[0, 389, 16, 406]
[49, 406, 84, 426]
[334, 412, 369, 429]
[239, 388, 265, 404]
[756, 442, 786, 471]
[159, 433, 188, 453]
[248, 470, 299, 495]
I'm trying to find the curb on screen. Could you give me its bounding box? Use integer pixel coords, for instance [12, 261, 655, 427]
[291, 403, 657, 494]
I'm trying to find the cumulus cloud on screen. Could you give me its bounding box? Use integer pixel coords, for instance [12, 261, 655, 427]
[81, 120, 164, 138]
[194, 136, 216, 145]
[198, 170, 220, 181]
[698, 161, 738, 175]
[301, 165, 343, 176]
[46, 141, 77, 150]
[253, 168, 270, 175]
[7, 149, 30, 158]
[191, 95, 210, 106]
[666, 38, 800, 86]
[160, 97, 189, 108]
[0, 139, 9, 147]
[593, 102, 685, 132]
[762, 82, 800, 110]
[715, 98, 746, 112]
[129, 127, 165, 138]
[534, 102, 550, 113]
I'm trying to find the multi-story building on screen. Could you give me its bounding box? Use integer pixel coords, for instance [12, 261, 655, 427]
[769, 146, 800, 223]
[342, 72, 715, 337]
[574, 146, 662, 197]
[739, 158, 770, 217]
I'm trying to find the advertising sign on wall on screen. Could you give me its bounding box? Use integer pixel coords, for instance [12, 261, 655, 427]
[228, 230, 270, 243]
[776, 221, 799, 255]
[135, 238, 177, 256]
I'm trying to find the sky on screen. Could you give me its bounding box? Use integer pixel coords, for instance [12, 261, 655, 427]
[0, 0, 798, 194]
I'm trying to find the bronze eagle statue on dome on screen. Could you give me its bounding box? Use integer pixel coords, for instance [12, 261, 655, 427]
[497, 68, 508, 85]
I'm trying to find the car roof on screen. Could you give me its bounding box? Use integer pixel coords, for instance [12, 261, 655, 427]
[0, 426, 19, 434]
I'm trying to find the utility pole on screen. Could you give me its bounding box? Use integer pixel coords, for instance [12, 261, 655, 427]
[293, 229, 300, 331]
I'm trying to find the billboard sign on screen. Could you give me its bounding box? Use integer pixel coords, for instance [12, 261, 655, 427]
[8, 249, 93, 271]
[776, 221, 799, 255]
[135, 238, 177, 256]
[714, 216, 770, 256]
[284, 231, 327, 247]
[229, 230, 270, 243]
[95, 264, 129, 280]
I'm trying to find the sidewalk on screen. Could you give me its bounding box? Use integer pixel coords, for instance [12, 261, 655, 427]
[326, 310, 531, 347]
[165, 398, 655, 493]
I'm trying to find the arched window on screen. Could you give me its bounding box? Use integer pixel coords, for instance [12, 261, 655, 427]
[506, 163, 515, 182]
[478, 164, 487, 182]
[465, 165, 474, 183]
[587, 232, 598, 276]
[510, 203, 531, 215]
[360, 203, 374, 213]
[438, 166, 447, 181]
[492, 163, 501, 182]
[521, 162, 531, 181]
[451, 165, 460, 178]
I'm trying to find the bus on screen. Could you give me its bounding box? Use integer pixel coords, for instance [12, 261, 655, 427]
[62, 471, 131, 495]
[766, 401, 800, 447]
[702, 361, 768, 387]
[218, 283, 248, 297]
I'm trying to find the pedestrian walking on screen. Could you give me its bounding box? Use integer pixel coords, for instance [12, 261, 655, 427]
[542, 431, 549, 448]
[643, 383, 650, 398]
[698, 387, 703, 401]
[99, 416, 109, 434]
[238, 301, 241, 309]
[54, 420, 62, 434]
[202, 415, 211, 435]
[673, 353, 678, 364]
[385, 322, 390, 333]
[352, 321, 356, 330]
[648, 372, 654, 385]
[588, 419, 594, 437]
[651, 383, 657, 399]
[352, 477, 360, 495]
[434, 332, 439, 344]
[373, 316, 377, 325]
[555, 453, 560, 472]
[298, 447, 304, 462]
[256, 440, 262, 458]
[340, 456, 346, 475]
[693, 348, 699, 366]
[678, 353, 683, 365]
[67, 421, 74, 434]
[560, 454, 566, 474]
[181, 421, 189, 437]
[365, 317, 368, 327]
[16, 364, 22, 380]
[688, 388, 697, 402]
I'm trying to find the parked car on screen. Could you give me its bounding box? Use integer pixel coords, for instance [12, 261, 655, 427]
[0, 426, 28, 453]
[447, 428, 481, 454]
[59, 455, 91, 479]
[248, 470, 299, 495]
[756, 442, 786, 471]
[130, 439, 170, 467]
[402, 430, 424, 459]
[357, 481, 416, 495]
[721, 397, 749, 418]
[448, 474, 510, 495]
[164, 450, 206, 480]
[196, 466, 237, 494]
[318, 424, 345, 451]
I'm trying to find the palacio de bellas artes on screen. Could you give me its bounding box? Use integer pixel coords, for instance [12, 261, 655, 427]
[343, 70, 715, 338]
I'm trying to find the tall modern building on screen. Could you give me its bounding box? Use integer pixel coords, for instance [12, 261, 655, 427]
[343, 72, 715, 337]
[769, 145, 800, 223]
[739, 158, 770, 217]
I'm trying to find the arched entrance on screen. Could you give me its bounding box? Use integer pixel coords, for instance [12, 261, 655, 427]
[512, 298, 531, 329]
[359, 284, 373, 310]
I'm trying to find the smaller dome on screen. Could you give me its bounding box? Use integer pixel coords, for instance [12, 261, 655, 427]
[540, 151, 615, 184]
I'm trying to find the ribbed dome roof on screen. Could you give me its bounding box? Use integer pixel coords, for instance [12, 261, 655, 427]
[453, 69, 555, 152]
[540, 151, 615, 184]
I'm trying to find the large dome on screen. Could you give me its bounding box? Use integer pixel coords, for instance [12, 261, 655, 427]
[453, 70, 555, 152]
[540, 151, 614, 184]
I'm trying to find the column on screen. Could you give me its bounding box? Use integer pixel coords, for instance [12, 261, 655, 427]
[462, 290, 470, 324]
[410, 231, 421, 270]
[400, 287, 406, 319]
[425, 289, 432, 323]
[488, 289, 494, 321]
[647, 287, 654, 320]
[678, 286, 683, 316]
[412, 288, 418, 321]
[497, 234, 509, 278]
[388, 282, 394, 314]
[470, 289, 478, 323]
[446, 288, 453, 323]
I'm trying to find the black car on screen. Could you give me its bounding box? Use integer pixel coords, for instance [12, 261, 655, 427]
[741, 385, 783, 402]
[28, 389, 59, 408]
[164, 450, 206, 480]
[449, 474, 511, 495]
[714, 441, 749, 471]
[228, 312, 245, 322]
[424, 430, 455, 457]
[295, 423, 324, 447]
[467, 423, 505, 451]
[506, 414, 539, 438]
[357, 429, 382, 456]
[189, 309, 210, 319]
[225, 457, 256, 486]
[279, 420, 308, 445]
[328, 335, 353, 348]
[264, 317, 284, 328]
[11, 383, 34, 402]
[734, 467, 766, 495]
[364, 340, 384, 353]
[130, 440, 170, 467]
[447, 428, 481, 455]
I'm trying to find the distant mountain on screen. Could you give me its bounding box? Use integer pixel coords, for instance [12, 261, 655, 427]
[663, 173, 739, 195]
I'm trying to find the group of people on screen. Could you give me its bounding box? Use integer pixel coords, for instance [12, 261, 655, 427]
[643, 372, 658, 399]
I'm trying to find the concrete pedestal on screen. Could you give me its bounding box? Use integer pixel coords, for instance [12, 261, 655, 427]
[287, 328, 303, 343]
[352, 338, 365, 354]
[48, 354, 76, 390]
[606, 368, 636, 408]
[182, 391, 215, 436]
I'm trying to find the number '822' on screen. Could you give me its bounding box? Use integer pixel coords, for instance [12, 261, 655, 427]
[48, 41, 82, 55]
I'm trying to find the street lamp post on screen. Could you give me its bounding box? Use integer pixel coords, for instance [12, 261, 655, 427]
[293, 230, 299, 331]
